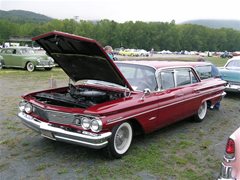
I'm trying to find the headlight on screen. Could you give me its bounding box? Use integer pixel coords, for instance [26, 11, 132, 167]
[19, 101, 27, 112]
[74, 118, 82, 126]
[81, 117, 91, 130]
[24, 103, 33, 114]
[75, 116, 103, 133]
[90, 119, 102, 132]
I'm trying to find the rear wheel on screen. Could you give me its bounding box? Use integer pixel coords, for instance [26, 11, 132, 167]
[194, 101, 207, 122]
[106, 122, 133, 159]
[26, 62, 35, 72]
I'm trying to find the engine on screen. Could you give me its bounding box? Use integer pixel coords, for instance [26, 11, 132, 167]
[34, 84, 125, 108]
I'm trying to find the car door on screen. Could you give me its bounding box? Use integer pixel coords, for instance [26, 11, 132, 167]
[174, 67, 202, 118]
[155, 68, 189, 128]
[1, 49, 13, 66]
[1, 48, 21, 67]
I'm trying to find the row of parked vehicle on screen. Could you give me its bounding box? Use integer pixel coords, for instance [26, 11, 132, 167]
[116, 48, 151, 57]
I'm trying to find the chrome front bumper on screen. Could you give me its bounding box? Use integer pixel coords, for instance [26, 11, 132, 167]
[225, 84, 240, 92]
[36, 64, 55, 68]
[18, 112, 112, 149]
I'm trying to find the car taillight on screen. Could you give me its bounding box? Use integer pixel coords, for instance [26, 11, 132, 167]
[225, 138, 235, 159]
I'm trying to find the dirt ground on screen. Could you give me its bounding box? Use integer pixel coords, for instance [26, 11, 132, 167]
[0, 68, 240, 180]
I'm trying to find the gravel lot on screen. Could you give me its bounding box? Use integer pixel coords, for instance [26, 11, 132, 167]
[0, 66, 240, 180]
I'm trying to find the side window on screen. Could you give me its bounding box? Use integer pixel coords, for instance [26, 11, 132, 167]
[160, 68, 198, 90]
[195, 65, 212, 79]
[0, 49, 6, 54]
[2, 49, 13, 54]
[175, 68, 191, 86]
[160, 71, 175, 89]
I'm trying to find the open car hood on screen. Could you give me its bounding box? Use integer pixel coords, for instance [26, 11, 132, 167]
[32, 31, 132, 90]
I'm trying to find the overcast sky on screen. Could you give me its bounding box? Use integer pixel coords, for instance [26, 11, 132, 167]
[1, 0, 240, 23]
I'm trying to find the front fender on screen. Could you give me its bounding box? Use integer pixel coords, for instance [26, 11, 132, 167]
[23, 58, 38, 67]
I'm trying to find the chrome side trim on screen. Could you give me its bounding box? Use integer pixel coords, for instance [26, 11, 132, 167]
[107, 91, 224, 124]
[18, 112, 111, 149]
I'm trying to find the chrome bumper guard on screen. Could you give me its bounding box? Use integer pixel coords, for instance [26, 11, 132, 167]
[222, 91, 227, 98]
[218, 162, 235, 180]
[18, 112, 111, 149]
[225, 84, 240, 92]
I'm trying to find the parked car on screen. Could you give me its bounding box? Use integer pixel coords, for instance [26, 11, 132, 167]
[0, 46, 55, 72]
[218, 57, 240, 92]
[232, 51, 240, 56]
[119, 49, 140, 56]
[137, 49, 150, 56]
[17, 31, 226, 158]
[220, 51, 233, 58]
[218, 127, 240, 180]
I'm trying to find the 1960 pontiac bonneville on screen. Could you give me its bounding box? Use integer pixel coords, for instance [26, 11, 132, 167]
[18, 31, 226, 158]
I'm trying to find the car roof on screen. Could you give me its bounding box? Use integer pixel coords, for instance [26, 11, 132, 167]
[228, 56, 240, 61]
[115, 60, 212, 69]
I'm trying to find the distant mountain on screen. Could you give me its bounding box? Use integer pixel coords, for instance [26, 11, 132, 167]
[182, 19, 240, 30]
[0, 10, 52, 23]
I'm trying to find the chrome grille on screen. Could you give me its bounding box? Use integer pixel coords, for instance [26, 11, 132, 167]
[39, 61, 50, 65]
[33, 105, 75, 124]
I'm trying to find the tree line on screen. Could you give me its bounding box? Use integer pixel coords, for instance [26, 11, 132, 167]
[1, 18, 240, 52]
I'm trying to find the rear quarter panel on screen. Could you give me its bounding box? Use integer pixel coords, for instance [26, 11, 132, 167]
[230, 127, 240, 179]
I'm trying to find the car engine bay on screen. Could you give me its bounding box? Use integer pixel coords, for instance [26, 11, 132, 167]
[34, 84, 125, 108]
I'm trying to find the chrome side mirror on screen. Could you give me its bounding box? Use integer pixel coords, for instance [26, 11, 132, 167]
[141, 88, 151, 100]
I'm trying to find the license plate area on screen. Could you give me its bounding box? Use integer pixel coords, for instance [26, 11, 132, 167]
[41, 130, 55, 140]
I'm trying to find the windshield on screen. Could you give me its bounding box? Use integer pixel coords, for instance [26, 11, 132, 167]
[226, 60, 240, 68]
[116, 63, 157, 91]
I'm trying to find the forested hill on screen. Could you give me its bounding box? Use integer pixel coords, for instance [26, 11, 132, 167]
[182, 19, 240, 30]
[0, 10, 52, 23]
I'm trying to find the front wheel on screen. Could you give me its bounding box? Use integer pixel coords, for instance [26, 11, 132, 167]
[26, 62, 35, 72]
[194, 101, 207, 122]
[106, 122, 133, 159]
[0, 61, 3, 69]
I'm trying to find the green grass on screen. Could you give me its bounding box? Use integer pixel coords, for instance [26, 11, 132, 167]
[205, 56, 228, 67]
[35, 163, 52, 171]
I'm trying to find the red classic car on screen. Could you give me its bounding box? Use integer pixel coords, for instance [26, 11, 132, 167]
[18, 31, 226, 158]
